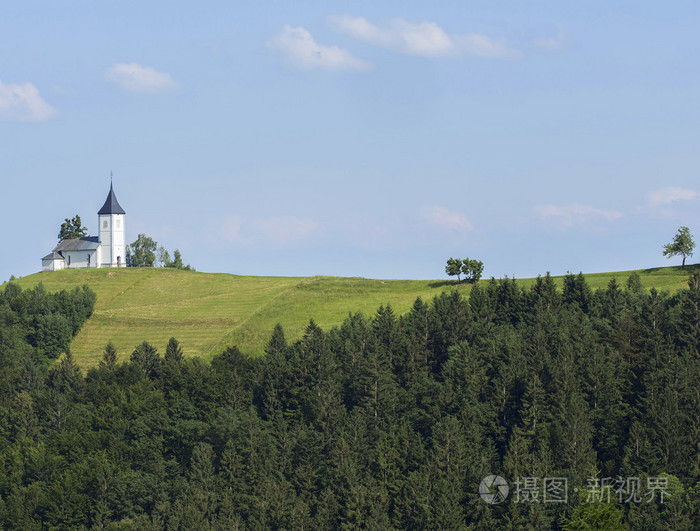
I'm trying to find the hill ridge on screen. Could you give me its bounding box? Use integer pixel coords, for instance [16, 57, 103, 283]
[5, 264, 696, 366]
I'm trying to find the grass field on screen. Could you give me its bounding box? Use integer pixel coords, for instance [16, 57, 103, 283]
[4, 264, 697, 366]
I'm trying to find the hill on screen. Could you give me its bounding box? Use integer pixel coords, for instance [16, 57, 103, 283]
[4, 264, 696, 366]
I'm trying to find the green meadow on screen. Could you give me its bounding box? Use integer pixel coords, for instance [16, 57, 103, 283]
[5, 264, 696, 366]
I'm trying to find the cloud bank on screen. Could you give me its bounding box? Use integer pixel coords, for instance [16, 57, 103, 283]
[534, 23, 566, 51]
[105, 63, 179, 93]
[420, 205, 474, 231]
[269, 26, 371, 71]
[648, 186, 698, 207]
[330, 15, 519, 58]
[0, 80, 57, 122]
[534, 204, 622, 228]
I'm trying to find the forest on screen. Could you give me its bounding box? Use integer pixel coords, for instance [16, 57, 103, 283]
[0, 271, 698, 529]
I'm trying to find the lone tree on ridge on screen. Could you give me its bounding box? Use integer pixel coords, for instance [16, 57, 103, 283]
[663, 226, 695, 266]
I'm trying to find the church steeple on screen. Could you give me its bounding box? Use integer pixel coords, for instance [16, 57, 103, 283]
[98, 182, 126, 215]
[97, 178, 126, 267]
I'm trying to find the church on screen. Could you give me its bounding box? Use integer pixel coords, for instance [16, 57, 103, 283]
[41, 183, 126, 271]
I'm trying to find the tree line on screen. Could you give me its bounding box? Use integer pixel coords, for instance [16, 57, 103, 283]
[126, 233, 193, 270]
[0, 272, 698, 529]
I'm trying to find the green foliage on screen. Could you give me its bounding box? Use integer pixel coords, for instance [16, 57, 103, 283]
[100, 340, 118, 369]
[130, 341, 161, 378]
[0, 270, 699, 528]
[445, 257, 483, 283]
[563, 501, 629, 530]
[461, 258, 484, 283]
[170, 249, 183, 269]
[163, 248, 194, 271]
[157, 246, 170, 268]
[663, 226, 695, 266]
[58, 214, 87, 242]
[0, 282, 95, 361]
[126, 234, 157, 267]
[164, 337, 184, 363]
[445, 257, 463, 281]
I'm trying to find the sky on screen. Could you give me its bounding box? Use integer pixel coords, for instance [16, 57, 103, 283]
[1, 1, 699, 281]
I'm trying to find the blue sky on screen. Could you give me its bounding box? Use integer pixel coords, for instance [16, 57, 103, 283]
[2, 1, 699, 281]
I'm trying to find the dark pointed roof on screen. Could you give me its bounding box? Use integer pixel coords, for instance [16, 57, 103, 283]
[98, 183, 126, 215]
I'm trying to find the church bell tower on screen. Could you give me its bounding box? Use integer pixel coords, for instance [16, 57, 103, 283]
[97, 181, 126, 267]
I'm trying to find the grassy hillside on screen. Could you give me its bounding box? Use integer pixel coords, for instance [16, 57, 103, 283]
[5, 264, 696, 366]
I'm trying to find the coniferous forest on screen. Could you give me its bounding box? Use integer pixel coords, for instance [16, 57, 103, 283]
[0, 272, 698, 530]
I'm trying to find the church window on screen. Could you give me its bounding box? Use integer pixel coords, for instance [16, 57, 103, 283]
[67, 255, 71, 266]
[116, 219, 121, 228]
[103, 219, 108, 229]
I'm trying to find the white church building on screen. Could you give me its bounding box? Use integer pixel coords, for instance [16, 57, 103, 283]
[41, 183, 126, 271]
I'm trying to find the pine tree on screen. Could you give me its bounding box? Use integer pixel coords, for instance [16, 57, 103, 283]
[550, 347, 596, 483]
[48, 348, 82, 393]
[398, 297, 430, 386]
[99, 340, 118, 370]
[130, 341, 161, 378]
[562, 272, 593, 312]
[265, 323, 287, 357]
[677, 270, 700, 356]
[164, 337, 184, 363]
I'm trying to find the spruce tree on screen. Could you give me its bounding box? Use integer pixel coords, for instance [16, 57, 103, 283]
[99, 340, 118, 370]
[165, 337, 184, 363]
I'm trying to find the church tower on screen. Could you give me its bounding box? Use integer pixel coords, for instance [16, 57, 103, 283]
[97, 182, 126, 267]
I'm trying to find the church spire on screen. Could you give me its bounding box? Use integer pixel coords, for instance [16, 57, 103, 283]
[98, 178, 126, 215]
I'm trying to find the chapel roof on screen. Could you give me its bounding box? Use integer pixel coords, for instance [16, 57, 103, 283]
[42, 251, 65, 261]
[54, 236, 100, 252]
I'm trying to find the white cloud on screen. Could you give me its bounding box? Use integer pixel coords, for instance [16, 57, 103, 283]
[0, 80, 57, 122]
[534, 23, 566, 51]
[219, 216, 247, 244]
[648, 186, 699, 207]
[330, 15, 519, 58]
[534, 204, 622, 228]
[105, 62, 178, 93]
[420, 206, 474, 231]
[268, 26, 371, 71]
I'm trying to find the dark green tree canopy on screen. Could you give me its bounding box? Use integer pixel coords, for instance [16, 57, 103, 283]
[126, 233, 158, 267]
[165, 336, 184, 363]
[58, 215, 88, 242]
[0, 271, 698, 529]
[445, 257, 483, 283]
[130, 340, 161, 378]
[445, 257, 463, 281]
[663, 226, 695, 266]
[461, 258, 484, 283]
[164, 248, 194, 270]
[99, 340, 118, 370]
[170, 249, 184, 269]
